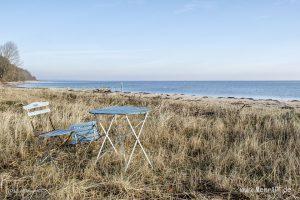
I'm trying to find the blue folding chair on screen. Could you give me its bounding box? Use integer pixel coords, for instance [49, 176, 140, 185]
[23, 102, 101, 145]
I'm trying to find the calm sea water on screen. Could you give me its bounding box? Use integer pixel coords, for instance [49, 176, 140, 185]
[18, 81, 300, 100]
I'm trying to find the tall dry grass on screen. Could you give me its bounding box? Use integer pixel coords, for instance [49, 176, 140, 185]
[0, 88, 299, 199]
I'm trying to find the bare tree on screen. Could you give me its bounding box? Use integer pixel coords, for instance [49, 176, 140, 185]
[0, 41, 21, 66]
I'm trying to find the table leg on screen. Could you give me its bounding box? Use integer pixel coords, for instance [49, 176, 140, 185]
[125, 113, 152, 171]
[95, 115, 118, 163]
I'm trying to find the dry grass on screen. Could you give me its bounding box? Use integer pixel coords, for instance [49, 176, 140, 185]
[0, 88, 299, 199]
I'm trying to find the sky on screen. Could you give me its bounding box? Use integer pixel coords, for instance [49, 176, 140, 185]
[1, 0, 300, 81]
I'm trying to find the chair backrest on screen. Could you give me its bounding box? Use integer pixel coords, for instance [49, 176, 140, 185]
[23, 102, 51, 117]
[23, 101, 55, 134]
[69, 121, 100, 144]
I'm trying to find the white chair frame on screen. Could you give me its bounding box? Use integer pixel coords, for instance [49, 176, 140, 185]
[23, 101, 55, 135]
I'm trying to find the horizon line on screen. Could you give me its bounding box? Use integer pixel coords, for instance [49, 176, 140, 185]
[35, 79, 300, 82]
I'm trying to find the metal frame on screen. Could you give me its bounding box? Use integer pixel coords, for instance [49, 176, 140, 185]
[125, 113, 152, 171]
[94, 113, 152, 171]
[23, 101, 55, 136]
[96, 115, 118, 161]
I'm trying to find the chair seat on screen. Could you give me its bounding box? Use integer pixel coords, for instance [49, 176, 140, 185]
[69, 133, 100, 145]
[69, 121, 100, 144]
[39, 129, 73, 138]
[38, 121, 100, 145]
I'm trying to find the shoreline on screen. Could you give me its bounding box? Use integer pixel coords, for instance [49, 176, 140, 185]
[2, 86, 299, 110]
[15, 87, 300, 104]
[0, 80, 39, 88]
[1, 81, 299, 104]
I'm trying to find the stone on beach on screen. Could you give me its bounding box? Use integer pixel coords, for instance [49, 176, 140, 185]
[93, 88, 112, 93]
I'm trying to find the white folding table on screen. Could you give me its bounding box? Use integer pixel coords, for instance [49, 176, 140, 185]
[90, 106, 152, 171]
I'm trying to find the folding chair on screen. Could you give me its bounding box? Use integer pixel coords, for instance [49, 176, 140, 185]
[40, 121, 100, 145]
[23, 102, 101, 145]
[23, 101, 56, 136]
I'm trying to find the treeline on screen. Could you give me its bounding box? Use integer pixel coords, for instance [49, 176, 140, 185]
[0, 41, 36, 82]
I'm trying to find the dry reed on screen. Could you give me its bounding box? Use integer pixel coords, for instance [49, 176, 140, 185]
[0, 88, 299, 199]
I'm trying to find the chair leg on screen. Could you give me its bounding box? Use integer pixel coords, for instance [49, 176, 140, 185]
[49, 116, 55, 131]
[30, 120, 35, 132]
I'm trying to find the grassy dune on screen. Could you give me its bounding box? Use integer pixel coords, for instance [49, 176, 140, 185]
[0, 88, 299, 199]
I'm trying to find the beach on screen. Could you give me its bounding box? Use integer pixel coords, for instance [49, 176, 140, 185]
[17, 80, 300, 101]
[0, 86, 299, 199]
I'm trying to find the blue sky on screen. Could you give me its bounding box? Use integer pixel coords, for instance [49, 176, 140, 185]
[1, 0, 300, 80]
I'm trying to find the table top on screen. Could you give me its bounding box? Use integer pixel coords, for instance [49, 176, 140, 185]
[90, 106, 150, 115]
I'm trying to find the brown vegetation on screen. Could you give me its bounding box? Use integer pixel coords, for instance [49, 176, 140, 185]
[0, 56, 36, 82]
[0, 88, 299, 199]
[0, 41, 36, 82]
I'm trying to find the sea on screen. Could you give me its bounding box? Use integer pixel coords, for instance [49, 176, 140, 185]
[18, 81, 300, 100]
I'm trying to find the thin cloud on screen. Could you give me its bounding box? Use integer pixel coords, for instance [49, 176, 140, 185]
[274, 0, 299, 5]
[94, 0, 121, 8]
[127, 0, 146, 5]
[94, 0, 146, 8]
[255, 15, 272, 20]
[174, 0, 217, 14]
[22, 49, 152, 60]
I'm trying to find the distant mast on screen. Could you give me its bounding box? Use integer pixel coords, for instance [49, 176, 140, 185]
[121, 82, 124, 92]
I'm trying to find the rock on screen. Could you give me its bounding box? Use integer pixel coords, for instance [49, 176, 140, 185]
[93, 88, 112, 93]
[281, 105, 294, 110]
[291, 100, 299, 102]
